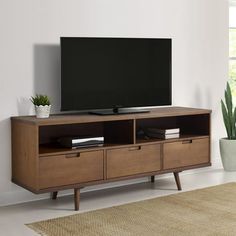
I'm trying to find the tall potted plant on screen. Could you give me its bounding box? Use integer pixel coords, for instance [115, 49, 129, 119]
[30, 94, 51, 118]
[220, 82, 236, 171]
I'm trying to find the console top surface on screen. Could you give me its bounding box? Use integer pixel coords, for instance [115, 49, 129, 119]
[11, 106, 211, 126]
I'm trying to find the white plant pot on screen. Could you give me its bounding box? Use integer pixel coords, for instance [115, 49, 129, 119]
[219, 138, 236, 171]
[35, 105, 51, 118]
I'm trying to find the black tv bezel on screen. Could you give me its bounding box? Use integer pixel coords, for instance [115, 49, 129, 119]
[60, 37, 172, 113]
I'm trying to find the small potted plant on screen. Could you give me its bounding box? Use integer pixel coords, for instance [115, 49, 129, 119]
[30, 94, 51, 118]
[220, 82, 236, 171]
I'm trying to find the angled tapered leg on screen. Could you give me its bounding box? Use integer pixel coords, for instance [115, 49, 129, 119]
[151, 176, 155, 183]
[51, 191, 58, 200]
[173, 172, 182, 191]
[74, 188, 80, 211]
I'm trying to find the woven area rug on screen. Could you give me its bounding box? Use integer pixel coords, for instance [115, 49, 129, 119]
[27, 183, 236, 236]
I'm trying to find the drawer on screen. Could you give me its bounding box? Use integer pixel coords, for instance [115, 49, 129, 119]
[106, 144, 161, 179]
[163, 138, 210, 170]
[39, 150, 104, 189]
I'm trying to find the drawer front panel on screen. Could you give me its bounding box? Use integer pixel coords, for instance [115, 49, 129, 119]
[106, 144, 161, 179]
[39, 150, 104, 189]
[163, 138, 209, 170]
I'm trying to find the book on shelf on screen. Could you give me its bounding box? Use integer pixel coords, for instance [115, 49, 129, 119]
[145, 127, 180, 135]
[147, 132, 180, 139]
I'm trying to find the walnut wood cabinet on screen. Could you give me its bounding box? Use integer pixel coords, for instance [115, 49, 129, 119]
[11, 107, 211, 210]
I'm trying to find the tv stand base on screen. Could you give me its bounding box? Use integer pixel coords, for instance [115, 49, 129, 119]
[151, 176, 155, 183]
[74, 188, 80, 211]
[51, 191, 58, 200]
[89, 107, 150, 115]
[173, 172, 182, 191]
[11, 106, 211, 211]
[51, 173, 182, 211]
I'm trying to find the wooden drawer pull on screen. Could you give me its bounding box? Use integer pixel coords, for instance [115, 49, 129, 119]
[182, 140, 192, 144]
[129, 146, 141, 151]
[66, 153, 80, 158]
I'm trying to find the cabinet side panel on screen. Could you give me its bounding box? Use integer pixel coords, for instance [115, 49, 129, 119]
[12, 120, 39, 191]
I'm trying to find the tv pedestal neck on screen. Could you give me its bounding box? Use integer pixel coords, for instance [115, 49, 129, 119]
[11, 106, 211, 211]
[89, 106, 150, 115]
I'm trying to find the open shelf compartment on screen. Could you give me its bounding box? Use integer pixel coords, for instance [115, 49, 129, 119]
[39, 119, 134, 156]
[136, 114, 210, 144]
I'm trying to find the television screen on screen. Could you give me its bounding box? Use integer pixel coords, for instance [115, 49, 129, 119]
[61, 37, 172, 112]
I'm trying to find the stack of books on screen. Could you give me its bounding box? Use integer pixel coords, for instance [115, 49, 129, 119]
[144, 127, 180, 139]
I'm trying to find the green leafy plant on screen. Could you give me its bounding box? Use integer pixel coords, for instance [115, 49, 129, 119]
[30, 94, 51, 106]
[221, 82, 236, 139]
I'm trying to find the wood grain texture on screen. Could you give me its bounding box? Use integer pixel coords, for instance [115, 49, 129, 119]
[11, 106, 211, 211]
[163, 138, 210, 170]
[11, 107, 211, 126]
[11, 120, 39, 190]
[39, 135, 209, 157]
[13, 162, 211, 194]
[106, 144, 161, 179]
[39, 150, 104, 189]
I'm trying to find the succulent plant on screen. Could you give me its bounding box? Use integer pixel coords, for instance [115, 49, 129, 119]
[30, 94, 51, 106]
[221, 82, 236, 140]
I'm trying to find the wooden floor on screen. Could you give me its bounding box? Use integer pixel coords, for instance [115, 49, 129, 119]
[1, 168, 236, 236]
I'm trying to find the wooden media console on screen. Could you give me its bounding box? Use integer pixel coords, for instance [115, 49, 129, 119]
[11, 106, 211, 210]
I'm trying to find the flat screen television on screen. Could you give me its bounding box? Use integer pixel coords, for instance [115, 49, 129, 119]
[61, 37, 172, 115]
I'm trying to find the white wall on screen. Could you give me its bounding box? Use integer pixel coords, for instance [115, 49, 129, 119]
[0, 0, 229, 206]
